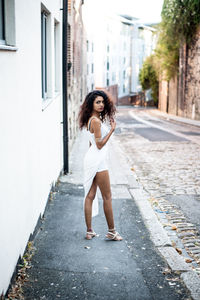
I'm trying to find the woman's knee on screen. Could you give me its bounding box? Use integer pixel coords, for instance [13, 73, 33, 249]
[86, 192, 96, 202]
[102, 192, 112, 202]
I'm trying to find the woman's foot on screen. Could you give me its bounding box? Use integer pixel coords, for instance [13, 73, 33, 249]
[105, 228, 123, 241]
[85, 229, 97, 240]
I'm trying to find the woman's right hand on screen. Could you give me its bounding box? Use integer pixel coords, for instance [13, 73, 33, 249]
[110, 118, 116, 132]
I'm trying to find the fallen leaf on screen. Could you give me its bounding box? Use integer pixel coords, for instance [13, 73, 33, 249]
[175, 248, 182, 255]
[171, 241, 176, 247]
[131, 167, 135, 172]
[185, 258, 193, 263]
[171, 225, 177, 230]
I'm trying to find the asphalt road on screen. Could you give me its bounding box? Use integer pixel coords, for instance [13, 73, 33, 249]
[115, 106, 200, 234]
[22, 182, 191, 300]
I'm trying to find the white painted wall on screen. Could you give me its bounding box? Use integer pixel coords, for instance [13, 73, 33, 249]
[0, 0, 63, 294]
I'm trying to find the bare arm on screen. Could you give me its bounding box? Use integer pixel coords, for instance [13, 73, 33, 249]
[91, 118, 116, 150]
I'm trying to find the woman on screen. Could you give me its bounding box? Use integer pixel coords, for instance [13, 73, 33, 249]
[79, 90, 123, 241]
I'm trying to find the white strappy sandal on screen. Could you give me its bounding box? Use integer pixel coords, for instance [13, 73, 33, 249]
[85, 230, 97, 240]
[105, 228, 123, 241]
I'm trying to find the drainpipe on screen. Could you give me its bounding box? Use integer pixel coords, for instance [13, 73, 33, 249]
[62, 0, 69, 174]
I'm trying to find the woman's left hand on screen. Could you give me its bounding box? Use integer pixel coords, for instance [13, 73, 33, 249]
[110, 118, 116, 131]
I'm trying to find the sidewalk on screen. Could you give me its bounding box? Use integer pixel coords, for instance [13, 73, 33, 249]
[147, 108, 200, 128]
[22, 130, 194, 300]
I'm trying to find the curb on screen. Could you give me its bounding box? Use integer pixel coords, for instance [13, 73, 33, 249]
[112, 136, 200, 300]
[129, 184, 200, 300]
[148, 109, 200, 128]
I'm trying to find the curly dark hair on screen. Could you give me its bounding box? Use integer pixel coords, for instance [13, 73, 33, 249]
[78, 90, 116, 130]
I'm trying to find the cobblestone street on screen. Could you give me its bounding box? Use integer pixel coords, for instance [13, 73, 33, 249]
[114, 107, 200, 277]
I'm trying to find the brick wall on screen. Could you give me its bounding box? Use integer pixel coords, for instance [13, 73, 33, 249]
[184, 27, 200, 120]
[168, 75, 178, 115]
[159, 26, 200, 120]
[67, 0, 87, 152]
[118, 95, 130, 106]
[95, 85, 118, 106]
[159, 76, 168, 112]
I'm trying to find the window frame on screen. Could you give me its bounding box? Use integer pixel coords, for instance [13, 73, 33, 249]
[0, 0, 17, 51]
[0, 0, 5, 44]
[41, 11, 48, 100]
[54, 19, 60, 94]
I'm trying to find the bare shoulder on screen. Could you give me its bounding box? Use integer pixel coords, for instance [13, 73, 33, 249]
[91, 117, 101, 131]
[91, 117, 101, 125]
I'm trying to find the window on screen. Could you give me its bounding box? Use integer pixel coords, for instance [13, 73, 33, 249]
[86, 40, 89, 52]
[54, 20, 60, 93]
[41, 12, 47, 99]
[0, 0, 16, 49]
[0, 0, 5, 43]
[41, 6, 52, 101]
[123, 70, 126, 79]
[106, 79, 109, 86]
[91, 63, 94, 73]
[123, 84, 125, 93]
[107, 61, 109, 70]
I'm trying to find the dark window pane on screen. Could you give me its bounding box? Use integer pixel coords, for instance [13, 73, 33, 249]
[0, 0, 5, 40]
[41, 12, 47, 99]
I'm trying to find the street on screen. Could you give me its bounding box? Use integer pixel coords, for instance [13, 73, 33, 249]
[115, 107, 200, 234]
[19, 106, 200, 300]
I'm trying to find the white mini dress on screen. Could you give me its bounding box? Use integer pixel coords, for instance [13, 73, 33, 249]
[83, 118, 109, 217]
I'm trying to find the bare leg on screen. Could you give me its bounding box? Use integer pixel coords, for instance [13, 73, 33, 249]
[95, 170, 115, 229]
[84, 177, 97, 238]
[95, 170, 122, 240]
[95, 170, 122, 242]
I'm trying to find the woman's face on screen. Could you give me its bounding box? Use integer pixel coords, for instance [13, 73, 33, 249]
[93, 96, 105, 113]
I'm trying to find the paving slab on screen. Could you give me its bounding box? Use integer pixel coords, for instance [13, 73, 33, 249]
[181, 271, 200, 300]
[158, 247, 191, 272]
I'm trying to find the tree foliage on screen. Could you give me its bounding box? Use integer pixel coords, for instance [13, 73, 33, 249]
[155, 0, 200, 80]
[139, 55, 159, 105]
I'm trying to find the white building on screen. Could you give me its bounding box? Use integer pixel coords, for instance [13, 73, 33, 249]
[82, 8, 132, 101]
[104, 16, 131, 99]
[131, 22, 156, 94]
[0, 0, 63, 295]
[83, 2, 156, 103]
[85, 34, 95, 93]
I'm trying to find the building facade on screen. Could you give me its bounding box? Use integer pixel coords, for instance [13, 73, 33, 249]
[67, 0, 87, 151]
[0, 0, 86, 295]
[0, 0, 63, 294]
[82, 4, 156, 105]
